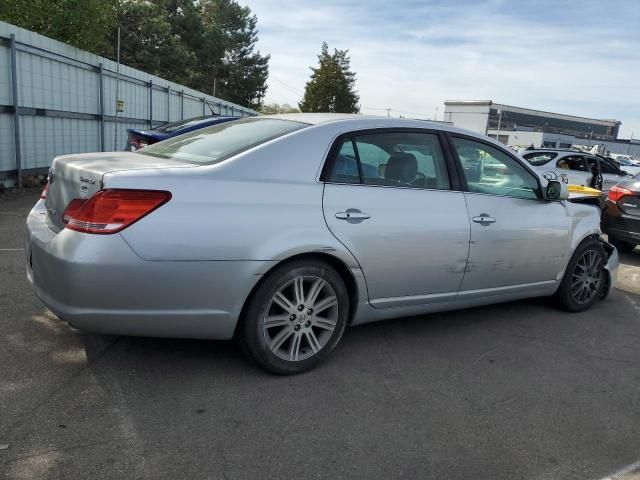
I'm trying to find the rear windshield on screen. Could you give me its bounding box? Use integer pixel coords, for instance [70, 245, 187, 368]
[140, 118, 307, 164]
[522, 151, 558, 166]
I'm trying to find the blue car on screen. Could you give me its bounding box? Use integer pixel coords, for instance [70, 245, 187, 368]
[126, 116, 239, 151]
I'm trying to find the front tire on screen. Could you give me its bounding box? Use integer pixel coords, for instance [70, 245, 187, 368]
[240, 259, 349, 374]
[555, 238, 606, 312]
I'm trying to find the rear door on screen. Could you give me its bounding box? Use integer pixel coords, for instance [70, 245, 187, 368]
[450, 136, 570, 296]
[322, 129, 470, 308]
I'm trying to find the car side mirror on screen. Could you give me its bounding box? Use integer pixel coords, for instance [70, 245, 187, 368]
[546, 180, 569, 201]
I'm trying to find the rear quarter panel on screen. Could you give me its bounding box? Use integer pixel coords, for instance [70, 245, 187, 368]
[109, 125, 359, 268]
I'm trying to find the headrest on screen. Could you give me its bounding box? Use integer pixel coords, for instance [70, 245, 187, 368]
[385, 153, 418, 183]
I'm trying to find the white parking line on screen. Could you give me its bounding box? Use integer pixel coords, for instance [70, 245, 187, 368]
[0, 248, 24, 251]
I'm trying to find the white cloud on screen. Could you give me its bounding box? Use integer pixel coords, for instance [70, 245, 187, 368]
[248, 0, 640, 137]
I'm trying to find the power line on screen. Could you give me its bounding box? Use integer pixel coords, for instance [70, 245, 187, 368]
[269, 74, 304, 97]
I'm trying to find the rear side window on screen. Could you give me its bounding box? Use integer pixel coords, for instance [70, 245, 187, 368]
[326, 131, 451, 190]
[140, 118, 307, 164]
[523, 152, 557, 166]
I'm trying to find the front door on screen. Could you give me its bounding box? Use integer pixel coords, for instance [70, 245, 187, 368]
[597, 156, 626, 191]
[450, 136, 570, 295]
[322, 130, 470, 308]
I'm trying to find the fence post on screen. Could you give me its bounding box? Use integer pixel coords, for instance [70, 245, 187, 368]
[149, 80, 153, 129]
[9, 34, 23, 188]
[230, 106, 234, 117]
[98, 63, 105, 151]
[180, 90, 184, 120]
[166, 86, 171, 123]
[202, 97, 206, 116]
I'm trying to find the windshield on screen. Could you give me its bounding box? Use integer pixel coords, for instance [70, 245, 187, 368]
[140, 118, 308, 164]
[522, 151, 558, 166]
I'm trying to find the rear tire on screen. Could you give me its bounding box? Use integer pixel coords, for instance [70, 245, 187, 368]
[608, 237, 636, 253]
[555, 238, 606, 312]
[240, 259, 349, 375]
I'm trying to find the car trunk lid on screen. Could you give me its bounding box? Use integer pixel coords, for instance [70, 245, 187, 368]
[45, 151, 195, 231]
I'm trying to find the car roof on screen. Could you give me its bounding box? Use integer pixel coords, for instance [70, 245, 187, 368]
[524, 148, 583, 154]
[259, 113, 493, 141]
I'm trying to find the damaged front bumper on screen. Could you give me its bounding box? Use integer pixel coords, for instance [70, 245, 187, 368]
[599, 238, 619, 300]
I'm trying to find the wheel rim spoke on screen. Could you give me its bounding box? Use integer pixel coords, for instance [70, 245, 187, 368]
[313, 295, 338, 315]
[262, 275, 339, 362]
[264, 315, 290, 329]
[305, 330, 321, 353]
[306, 278, 324, 306]
[313, 317, 337, 331]
[269, 328, 293, 352]
[289, 334, 302, 361]
[293, 277, 305, 305]
[273, 291, 294, 312]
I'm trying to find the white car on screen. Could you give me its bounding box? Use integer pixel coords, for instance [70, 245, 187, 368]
[522, 149, 632, 191]
[609, 156, 640, 176]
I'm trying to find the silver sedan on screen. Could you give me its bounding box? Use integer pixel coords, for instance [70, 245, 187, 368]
[26, 114, 618, 374]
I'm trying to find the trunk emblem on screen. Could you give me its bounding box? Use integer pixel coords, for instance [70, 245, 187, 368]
[80, 176, 96, 185]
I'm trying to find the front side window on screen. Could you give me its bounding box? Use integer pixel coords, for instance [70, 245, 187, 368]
[326, 131, 451, 190]
[452, 137, 540, 200]
[140, 118, 307, 164]
[598, 158, 621, 175]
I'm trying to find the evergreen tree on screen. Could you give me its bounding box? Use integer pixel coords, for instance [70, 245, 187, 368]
[299, 43, 359, 113]
[0, 0, 118, 56]
[199, 0, 270, 109]
[1, 0, 269, 110]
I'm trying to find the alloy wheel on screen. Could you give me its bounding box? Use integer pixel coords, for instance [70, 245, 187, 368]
[570, 249, 604, 304]
[262, 276, 339, 362]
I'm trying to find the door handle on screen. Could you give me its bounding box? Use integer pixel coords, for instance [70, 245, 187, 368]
[335, 209, 371, 221]
[472, 214, 496, 224]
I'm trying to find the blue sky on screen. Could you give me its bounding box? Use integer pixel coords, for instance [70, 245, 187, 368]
[248, 0, 640, 138]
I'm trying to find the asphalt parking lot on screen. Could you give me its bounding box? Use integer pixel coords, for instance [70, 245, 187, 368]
[2, 190, 640, 480]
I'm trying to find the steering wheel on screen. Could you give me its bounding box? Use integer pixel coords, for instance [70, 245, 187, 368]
[410, 172, 427, 186]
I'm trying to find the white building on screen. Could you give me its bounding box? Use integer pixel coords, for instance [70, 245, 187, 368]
[443, 100, 640, 158]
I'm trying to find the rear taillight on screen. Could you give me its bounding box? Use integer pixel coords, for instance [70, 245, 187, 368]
[40, 184, 48, 199]
[608, 185, 634, 203]
[127, 135, 153, 151]
[128, 139, 146, 151]
[62, 198, 87, 224]
[63, 189, 171, 234]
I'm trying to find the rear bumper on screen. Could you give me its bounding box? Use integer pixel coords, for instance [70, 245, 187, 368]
[602, 203, 640, 244]
[25, 200, 271, 339]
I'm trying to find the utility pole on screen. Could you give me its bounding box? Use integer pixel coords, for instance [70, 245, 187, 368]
[384, 108, 391, 117]
[114, 27, 121, 151]
[433, 106, 438, 121]
[496, 108, 503, 142]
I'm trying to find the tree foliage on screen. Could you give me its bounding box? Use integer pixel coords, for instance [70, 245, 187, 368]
[1, 0, 269, 109]
[299, 43, 359, 114]
[0, 0, 118, 55]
